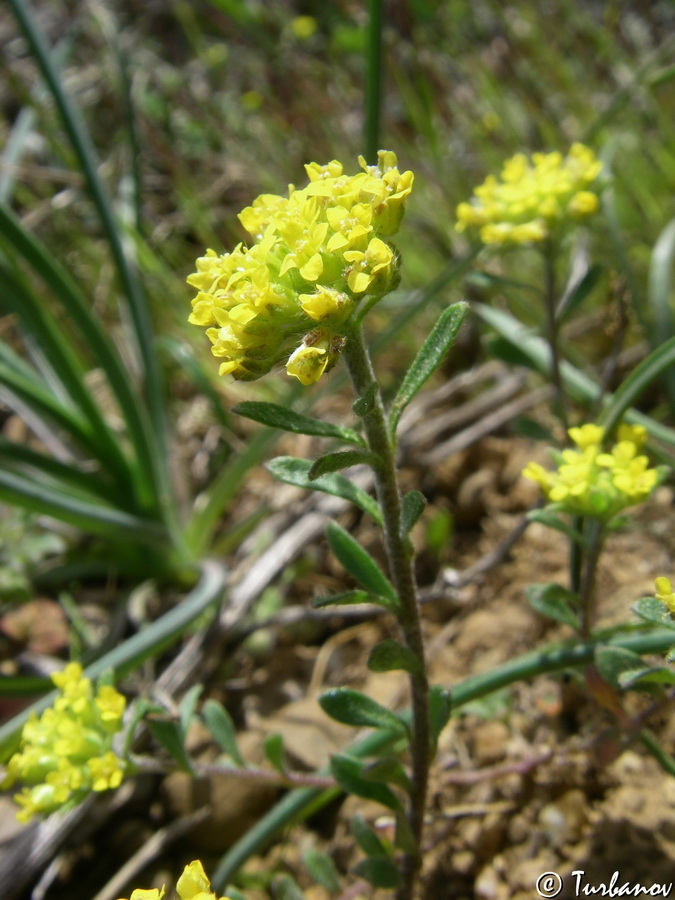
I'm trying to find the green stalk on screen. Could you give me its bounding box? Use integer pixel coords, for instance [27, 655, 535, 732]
[542, 241, 568, 431]
[342, 322, 429, 900]
[211, 625, 675, 893]
[364, 0, 383, 163]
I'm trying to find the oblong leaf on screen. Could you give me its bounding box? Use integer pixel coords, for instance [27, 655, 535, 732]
[525, 583, 580, 629]
[320, 687, 406, 734]
[264, 733, 287, 775]
[309, 450, 379, 481]
[368, 639, 423, 676]
[400, 490, 426, 535]
[389, 301, 468, 436]
[234, 401, 364, 446]
[312, 590, 386, 609]
[302, 849, 341, 893]
[595, 645, 646, 689]
[330, 754, 402, 811]
[429, 685, 452, 753]
[633, 596, 675, 629]
[325, 521, 397, 606]
[351, 812, 389, 859]
[353, 857, 403, 889]
[147, 717, 193, 772]
[202, 700, 245, 766]
[266, 457, 382, 524]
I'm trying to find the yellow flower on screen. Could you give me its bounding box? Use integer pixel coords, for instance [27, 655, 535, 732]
[522, 422, 664, 521]
[457, 143, 603, 246]
[117, 861, 230, 900]
[655, 577, 675, 615]
[4, 664, 127, 820]
[188, 152, 412, 385]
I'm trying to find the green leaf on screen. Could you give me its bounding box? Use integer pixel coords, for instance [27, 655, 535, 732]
[264, 733, 287, 775]
[266, 457, 382, 524]
[325, 521, 397, 606]
[360, 757, 412, 793]
[353, 382, 379, 417]
[312, 590, 390, 609]
[648, 218, 675, 412]
[146, 717, 193, 772]
[619, 666, 675, 688]
[525, 583, 580, 629]
[558, 263, 604, 324]
[309, 450, 379, 480]
[330, 754, 402, 811]
[273, 875, 307, 900]
[429, 685, 452, 754]
[179, 684, 203, 737]
[389, 302, 468, 436]
[400, 490, 427, 535]
[202, 700, 245, 766]
[353, 857, 403, 889]
[320, 688, 407, 734]
[351, 812, 389, 858]
[233, 401, 364, 446]
[302, 848, 341, 893]
[527, 509, 587, 547]
[368, 639, 423, 677]
[595, 646, 647, 689]
[633, 596, 675, 629]
[394, 811, 418, 854]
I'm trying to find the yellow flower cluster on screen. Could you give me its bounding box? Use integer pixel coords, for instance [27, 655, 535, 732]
[456, 143, 602, 245]
[2, 662, 126, 822]
[522, 423, 663, 521]
[188, 151, 413, 385]
[655, 577, 675, 615]
[118, 860, 230, 900]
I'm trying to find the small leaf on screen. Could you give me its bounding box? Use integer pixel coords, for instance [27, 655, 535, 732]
[264, 733, 287, 775]
[312, 589, 374, 609]
[619, 666, 675, 688]
[400, 490, 427, 534]
[558, 263, 604, 323]
[351, 812, 389, 858]
[360, 756, 412, 792]
[273, 875, 307, 900]
[325, 521, 397, 607]
[527, 509, 587, 546]
[633, 596, 675, 629]
[368, 639, 423, 677]
[353, 857, 404, 889]
[390, 302, 468, 435]
[233, 401, 364, 446]
[266, 456, 382, 524]
[595, 646, 647, 689]
[394, 811, 419, 854]
[303, 848, 341, 893]
[429, 685, 452, 753]
[146, 717, 193, 772]
[525, 583, 580, 629]
[202, 700, 245, 766]
[179, 684, 203, 737]
[320, 687, 407, 734]
[331, 754, 402, 811]
[309, 449, 379, 480]
[353, 382, 379, 417]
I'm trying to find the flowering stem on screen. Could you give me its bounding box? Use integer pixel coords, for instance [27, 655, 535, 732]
[578, 518, 605, 638]
[342, 321, 430, 900]
[542, 242, 569, 432]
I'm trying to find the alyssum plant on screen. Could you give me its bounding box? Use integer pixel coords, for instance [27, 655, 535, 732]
[187, 150, 467, 898]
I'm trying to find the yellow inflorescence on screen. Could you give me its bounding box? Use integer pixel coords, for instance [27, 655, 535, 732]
[456, 143, 603, 246]
[118, 860, 231, 900]
[187, 151, 413, 385]
[522, 423, 663, 521]
[2, 662, 126, 822]
[655, 577, 675, 615]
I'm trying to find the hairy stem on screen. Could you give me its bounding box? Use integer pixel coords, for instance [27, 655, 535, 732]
[343, 322, 430, 900]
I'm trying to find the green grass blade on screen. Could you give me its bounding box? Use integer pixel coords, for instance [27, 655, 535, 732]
[648, 217, 675, 412]
[0, 560, 227, 759]
[364, 0, 383, 162]
[0, 203, 162, 513]
[0, 468, 167, 543]
[7, 0, 170, 489]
